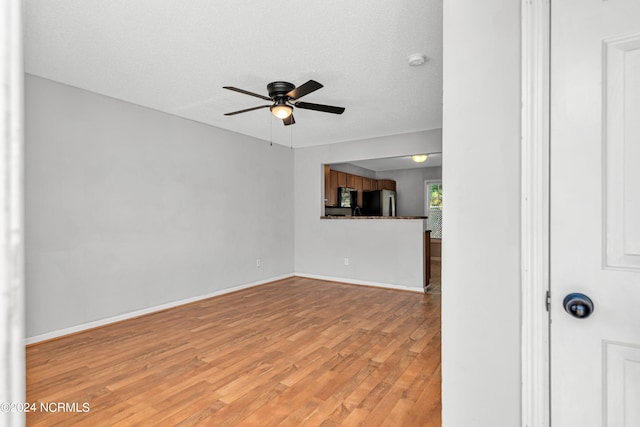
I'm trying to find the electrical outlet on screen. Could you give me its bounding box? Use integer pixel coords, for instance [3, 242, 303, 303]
[256, 258, 261, 267]
[344, 257, 349, 265]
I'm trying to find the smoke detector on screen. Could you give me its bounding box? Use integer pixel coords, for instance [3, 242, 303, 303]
[408, 53, 427, 66]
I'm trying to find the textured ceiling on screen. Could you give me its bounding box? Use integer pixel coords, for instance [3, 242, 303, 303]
[24, 0, 442, 148]
[348, 152, 442, 172]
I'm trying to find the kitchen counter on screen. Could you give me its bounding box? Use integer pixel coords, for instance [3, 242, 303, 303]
[321, 216, 427, 219]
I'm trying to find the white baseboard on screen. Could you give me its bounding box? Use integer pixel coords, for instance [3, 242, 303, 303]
[294, 272, 424, 293]
[25, 273, 294, 345]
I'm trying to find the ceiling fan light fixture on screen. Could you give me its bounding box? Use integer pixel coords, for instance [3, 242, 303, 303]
[412, 154, 428, 163]
[270, 101, 293, 119]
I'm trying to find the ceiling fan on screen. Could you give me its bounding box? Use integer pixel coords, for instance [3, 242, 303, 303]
[223, 80, 345, 126]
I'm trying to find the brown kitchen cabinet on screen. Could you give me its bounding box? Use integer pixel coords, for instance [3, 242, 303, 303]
[363, 178, 378, 191]
[377, 179, 396, 191]
[346, 174, 357, 189]
[324, 166, 339, 207]
[337, 171, 347, 188]
[353, 175, 364, 207]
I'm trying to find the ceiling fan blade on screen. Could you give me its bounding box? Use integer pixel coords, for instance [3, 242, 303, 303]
[286, 80, 323, 100]
[295, 102, 345, 115]
[224, 105, 270, 116]
[283, 114, 295, 126]
[223, 86, 272, 101]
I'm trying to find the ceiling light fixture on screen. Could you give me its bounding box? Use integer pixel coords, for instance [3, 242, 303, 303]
[408, 53, 428, 67]
[270, 99, 293, 119]
[412, 154, 428, 163]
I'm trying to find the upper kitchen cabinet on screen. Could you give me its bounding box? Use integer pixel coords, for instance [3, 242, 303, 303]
[337, 171, 348, 188]
[352, 175, 364, 207]
[346, 174, 357, 189]
[363, 178, 378, 191]
[324, 165, 338, 206]
[324, 167, 367, 208]
[377, 179, 396, 191]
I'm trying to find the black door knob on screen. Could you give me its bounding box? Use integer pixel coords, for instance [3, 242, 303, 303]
[563, 293, 594, 319]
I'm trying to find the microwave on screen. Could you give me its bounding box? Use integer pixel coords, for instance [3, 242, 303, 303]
[338, 187, 358, 208]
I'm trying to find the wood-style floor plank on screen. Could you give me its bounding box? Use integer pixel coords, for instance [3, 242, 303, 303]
[27, 274, 441, 426]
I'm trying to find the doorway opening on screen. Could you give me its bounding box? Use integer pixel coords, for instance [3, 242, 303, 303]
[425, 180, 442, 293]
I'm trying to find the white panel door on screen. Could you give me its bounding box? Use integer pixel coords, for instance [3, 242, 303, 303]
[551, 0, 640, 425]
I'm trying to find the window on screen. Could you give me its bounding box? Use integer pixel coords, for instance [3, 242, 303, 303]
[425, 181, 442, 238]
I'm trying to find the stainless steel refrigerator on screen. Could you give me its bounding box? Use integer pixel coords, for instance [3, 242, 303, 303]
[363, 190, 396, 216]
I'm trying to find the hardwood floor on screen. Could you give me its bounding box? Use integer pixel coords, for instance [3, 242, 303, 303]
[426, 259, 441, 294]
[26, 277, 441, 426]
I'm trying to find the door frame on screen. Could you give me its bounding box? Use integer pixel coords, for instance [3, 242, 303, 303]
[521, 0, 551, 426]
[1, 0, 26, 424]
[423, 179, 442, 237]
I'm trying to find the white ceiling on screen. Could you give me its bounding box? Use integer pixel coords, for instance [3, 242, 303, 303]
[24, 0, 442, 148]
[348, 152, 442, 172]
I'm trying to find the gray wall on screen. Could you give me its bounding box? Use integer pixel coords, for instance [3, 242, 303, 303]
[294, 130, 441, 290]
[25, 75, 294, 339]
[442, 0, 521, 425]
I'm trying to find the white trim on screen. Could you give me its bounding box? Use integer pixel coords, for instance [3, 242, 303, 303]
[521, 1, 551, 426]
[25, 274, 294, 345]
[1, 0, 26, 425]
[295, 273, 425, 294]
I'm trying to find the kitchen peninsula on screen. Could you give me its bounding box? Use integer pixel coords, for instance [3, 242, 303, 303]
[318, 213, 432, 289]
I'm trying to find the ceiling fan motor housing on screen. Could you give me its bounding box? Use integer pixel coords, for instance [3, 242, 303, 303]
[267, 81, 295, 99]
